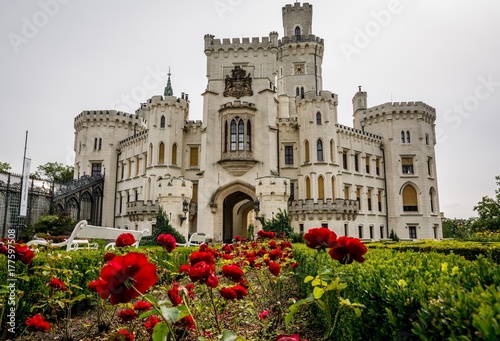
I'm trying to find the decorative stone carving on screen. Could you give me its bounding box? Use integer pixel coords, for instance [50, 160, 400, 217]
[223, 66, 253, 98]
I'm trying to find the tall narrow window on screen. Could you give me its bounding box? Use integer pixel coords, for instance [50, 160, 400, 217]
[367, 189, 372, 211]
[427, 157, 432, 176]
[317, 139, 323, 161]
[121, 162, 124, 179]
[331, 177, 335, 199]
[342, 151, 348, 170]
[401, 131, 405, 143]
[425, 133, 429, 145]
[149, 144, 153, 166]
[356, 187, 361, 210]
[344, 223, 348, 236]
[369, 225, 374, 239]
[406, 130, 411, 143]
[158, 143, 165, 164]
[192, 183, 198, 203]
[354, 153, 359, 172]
[300, 87, 304, 98]
[365, 156, 370, 174]
[172, 144, 177, 165]
[318, 176, 325, 200]
[190, 147, 199, 167]
[330, 140, 335, 162]
[284, 146, 294, 165]
[316, 112, 322, 125]
[358, 225, 363, 239]
[402, 185, 418, 212]
[344, 185, 350, 200]
[378, 191, 383, 212]
[247, 120, 251, 151]
[144, 154, 147, 174]
[304, 140, 310, 163]
[295, 26, 301, 38]
[409, 226, 417, 239]
[224, 121, 228, 152]
[380, 225, 384, 239]
[305, 176, 311, 199]
[296, 87, 300, 97]
[230, 119, 237, 151]
[376, 158, 380, 176]
[98, 138, 102, 150]
[94, 138, 98, 150]
[135, 157, 140, 176]
[429, 187, 436, 213]
[160, 116, 166, 128]
[238, 119, 244, 150]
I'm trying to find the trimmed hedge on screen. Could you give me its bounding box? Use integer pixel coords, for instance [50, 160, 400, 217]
[293, 244, 500, 340]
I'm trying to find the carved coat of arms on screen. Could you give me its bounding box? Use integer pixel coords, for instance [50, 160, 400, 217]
[223, 66, 253, 98]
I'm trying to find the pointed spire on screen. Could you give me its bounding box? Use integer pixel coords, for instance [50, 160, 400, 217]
[164, 67, 173, 96]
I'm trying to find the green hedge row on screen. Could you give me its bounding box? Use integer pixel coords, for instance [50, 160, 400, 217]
[292, 245, 500, 340]
[0, 246, 194, 334]
[366, 240, 500, 263]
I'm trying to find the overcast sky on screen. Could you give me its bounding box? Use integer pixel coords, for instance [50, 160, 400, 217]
[1, 0, 499, 219]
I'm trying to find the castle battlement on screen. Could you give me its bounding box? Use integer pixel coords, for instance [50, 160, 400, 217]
[297, 90, 338, 106]
[282, 2, 312, 13]
[185, 120, 203, 133]
[363, 101, 436, 120]
[117, 129, 149, 149]
[336, 123, 383, 142]
[145, 95, 189, 110]
[204, 32, 279, 55]
[219, 100, 257, 111]
[74, 110, 147, 130]
[279, 35, 323, 45]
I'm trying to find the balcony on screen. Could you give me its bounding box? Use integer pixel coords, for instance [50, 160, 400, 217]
[126, 200, 158, 222]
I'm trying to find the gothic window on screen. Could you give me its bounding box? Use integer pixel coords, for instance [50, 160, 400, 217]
[247, 120, 251, 151]
[300, 86, 305, 99]
[285, 146, 293, 165]
[401, 131, 405, 143]
[295, 26, 301, 38]
[429, 187, 436, 213]
[317, 139, 323, 161]
[304, 140, 310, 163]
[406, 130, 411, 143]
[98, 138, 102, 150]
[230, 119, 237, 151]
[172, 143, 177, 165]
[425, 133, 429, 145]
[330, 139, 335, 162]
[158, 142, 165, 164]
[238, 119, 244, 150]
[296, 87, 300, 97]
[160, 115, 166, 128]
[318, 175, 325, 200]
[224, 121, 228, 152]
[305, 176, 311, 199]
[331, 176, 335, 199]
[402, 184, 418, 212]
[94, 138, 98, 150]
[149, 144, 153, 166]
[316, 112, 322, 125]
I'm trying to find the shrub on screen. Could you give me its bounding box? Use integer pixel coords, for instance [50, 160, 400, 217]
[140, 207, 186, 246]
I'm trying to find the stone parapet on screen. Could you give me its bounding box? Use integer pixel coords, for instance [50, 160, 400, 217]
[288, 198, 359, 221]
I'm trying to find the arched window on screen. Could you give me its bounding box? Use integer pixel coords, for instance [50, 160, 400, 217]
[402, 185, 418, 212]
[316, 112, 322, 125]
[98, 138, 102, 150]
[304, 140, 310, 163]
[318, 175, 325, 200]
[238, 119, 244, 150]
[406, 130, 411, 143]
[425, 133, 429, 145]
[296, 87, 300, 97]
[330, 139, 335, 162]
[295, 26, 301, 38]
[247, 120, 251, 151]
[305, 176, 311, 199]
[331, 176, 335, 199]
[94, 138, 98, 150]
[171, 143, 177, 165]
[149, 143, 153, 166]
[317, 139, 323, 161]
[300, 86, 305, 98]
[160, 115, 165, 128]
[429, 187, 436, 213]
[224, 121, 228, 152]
[401, 131, 405, 143]
[230, 119, 237, 151]
[158, 142, 165, 164]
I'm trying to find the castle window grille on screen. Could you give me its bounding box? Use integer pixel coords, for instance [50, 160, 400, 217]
[238, 119, 244, 151]
[317, 139, 323, 161]
[92, 163, 101, 177]
[285, 146, 293, 165]
[230, 120, 237, 151]
[247, 120, 251, 151]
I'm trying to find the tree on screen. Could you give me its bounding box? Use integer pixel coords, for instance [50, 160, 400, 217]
[32, 214, 76, 236]
[470, 175, 500, 232]
[442, 217, 474, 239]
[33, 162, 74, 183]
[140, 207, 186, 245]
[0, 162, 11, 173]
[261, 209, 293, 237]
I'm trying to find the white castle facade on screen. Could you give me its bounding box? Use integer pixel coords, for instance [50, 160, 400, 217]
[72, 3, 442, 242]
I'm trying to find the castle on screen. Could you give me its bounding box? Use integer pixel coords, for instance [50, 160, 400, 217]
[71, 2, 442, 242]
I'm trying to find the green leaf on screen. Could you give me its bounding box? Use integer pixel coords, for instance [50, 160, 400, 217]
[304, 275, 315, 283]
[221, 330, 238, 341]
[159, 306, 181, 323]
[354, 307, 362, 318]
[313, 286, 325, 299]
[139, 309, 160, 320]
[311, 278, 321, 287]
[152, 321, 169, 341]
[143, 294, 158, 305]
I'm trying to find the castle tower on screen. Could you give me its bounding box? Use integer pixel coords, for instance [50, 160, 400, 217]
[277, 2, 324, 97]
[352, 89, 442, 240]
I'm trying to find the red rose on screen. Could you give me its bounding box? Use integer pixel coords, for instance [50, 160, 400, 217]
[157, 234, 176, 252]
[179, 264, 191, 273]
[144, 315, 161, 333]
[96, 252, 157, 305]
[268, 240, 278, 249]
[269, 249, 282, 261]
[189, 251, 215, 267]
[206, 273, 219, 288]
[259, 310, 269, 320]
[276, 334, 307, 341]
[168, 284, 183, 306]
[222, 264, 244, 282]
[88, 279, 100, 292]
[175, 315, 195, 330]
[118, 308, 138, 321]
[49, 277, 67, 291]
[328, 236, 367, 264]
[104, 252, 116, 261]
[115, 329, 134, 341]
[189, 261, 211, 283]
[303, 227, 338, 251]
[15, 244, 35, 264]
[25, 314, 50, 332]
[232, 285, 248, 299]
[115, 233, 136, 247]
[269, 261, 281, 276]
[133, 300, 152, 311]
[219, 287, 237, 300]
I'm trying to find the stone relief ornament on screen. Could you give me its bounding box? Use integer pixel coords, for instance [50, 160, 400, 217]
[223, 66, 253, 98]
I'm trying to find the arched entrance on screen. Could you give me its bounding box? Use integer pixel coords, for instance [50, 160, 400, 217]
[212, 181, 256, 242]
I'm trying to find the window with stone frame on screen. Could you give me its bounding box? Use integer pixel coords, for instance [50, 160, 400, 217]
[284, 145, 294, 165]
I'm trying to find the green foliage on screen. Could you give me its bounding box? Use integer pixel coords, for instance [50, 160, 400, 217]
[292, 244, 500, 340]
[32, 214, 76, 236]
[141, 207, 186, 246]
[33, 161, 74, 183]
[289, 232, 305, 243]
[0, 161, 11, 173]
[442, 217, 475, 239]
[389, 229, 399, 241]
[472, 175, 500, 232]
[261, 209, 293, 237]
